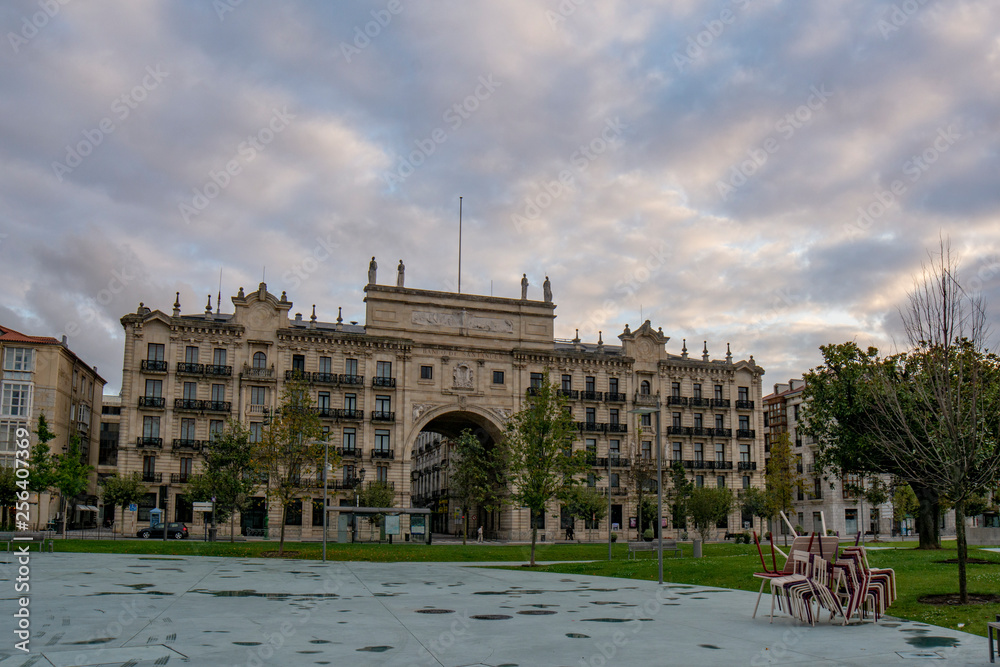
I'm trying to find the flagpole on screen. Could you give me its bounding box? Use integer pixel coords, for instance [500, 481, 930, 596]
[458, 196, 463, 294]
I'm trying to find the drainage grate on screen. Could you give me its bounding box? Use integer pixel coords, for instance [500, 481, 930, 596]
[415, 609, 455, 614]
[471, 614, 512, 620]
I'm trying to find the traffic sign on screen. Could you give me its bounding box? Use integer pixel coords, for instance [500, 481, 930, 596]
[193, 502, 214, 512]
[128, 504, 137, 512]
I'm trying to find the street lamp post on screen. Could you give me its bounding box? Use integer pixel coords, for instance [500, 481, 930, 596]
[354, 468, 366, 543]
[322, 439, 329, 563]
[608, 449, 612, 561]
[629, 405, 663, 585]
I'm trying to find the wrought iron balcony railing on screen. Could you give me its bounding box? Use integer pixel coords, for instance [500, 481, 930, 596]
[177, 362, 204, 375]
[136, 437, 162, 448]
[205, 365, 232, 377]
[138, 396, 165, 408]
[140, 359, 167, 372]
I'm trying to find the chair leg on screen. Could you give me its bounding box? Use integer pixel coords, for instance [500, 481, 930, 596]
[752, 579, 767, 619]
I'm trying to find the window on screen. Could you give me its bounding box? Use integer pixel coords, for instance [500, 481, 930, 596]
[375, 395, 391, 413]
[213, 348, 227, 366]
[284, 500, 302, 525]
[343, 428, 356, 451]
[529, 372, 543, 388]
[252, 351, 267, 369]
[610, 472, 619, 488]
[312, 499, 326, 526]
[743, 475, 751, 489]
[175, 494, 193, 523]
[585, 376, 595, 392]
[292, 354, 305, 372]
[641, 441, 652, 459]
[814, 477, 823, 499]
[180, 457, 193, 478]
[671, 381, 680, 398]
[3, 348, 33, 380]
[531, 508, 545, 530]
[715, 384, 723, 400]
[693, 413, 703, 429]
[376, 361, 392, 378]
[374, 429, 390, 452]
[672, 412, 681, 428]
[147, 343, 164, 361]
[715, 414, 724, 429]
[183, 382, 197, 400]
[587, 473, 596, 487]
[250, 387, 267, 405]
[345, 358, 358, 375]
[180, 418, 196, 440]
[493, 370, 505, 385]
[609, 439, 620, 455]
[420, 365, 433, 380]
[717, 476, 725, 488]
[793, 404, 800, 422]
[145, 379, 162, 397]
[209, 420, 223, 440]
[376, 465, 388, 482]
[843, 473, 861, 499]
[1, 383, 31, 417]
[738, 386, 749, 402]
[344, 393, 357, 411]
[672, 442, 681, 462]
[694, 442, 703, 462]
[585, 407, 596, 424]
[695, 475, 704, 488]
[608, 378, 618, 394]
[185, 346, 199, 364]
[249, 422, 263, 443]
[715, 443, 724, 463]
[211, 384, 225, 402]
[640, 380, 651, 395]
[739, 415, 750, 430]
[610, 409, 620, 425]
[343, 464, 355, 482]
[739, 444, 750, 462]
[319, 356, 331, 374]
[640, 413, 651, 427]
[693, 383, 702, 399]
[318, 392, 330, 410]
[561, 374, 572, 391]
[585, 438, 597, 455]
[142, 416, 160, 438]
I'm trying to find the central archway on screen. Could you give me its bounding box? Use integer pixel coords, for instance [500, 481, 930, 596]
[406, 406, 507, 537]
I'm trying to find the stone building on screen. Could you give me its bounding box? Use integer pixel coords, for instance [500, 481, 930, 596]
[0, 325, 106, 528]
[115, 267, 766, 540]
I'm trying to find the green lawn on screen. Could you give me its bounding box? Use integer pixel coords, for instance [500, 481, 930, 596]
[46, 537, 1000, 637]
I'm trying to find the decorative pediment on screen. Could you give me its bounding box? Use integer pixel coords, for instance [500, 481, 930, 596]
[618, 320, 670, 362]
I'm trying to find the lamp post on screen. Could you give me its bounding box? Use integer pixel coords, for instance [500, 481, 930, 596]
[608, 448, 612, 561]
[354, 468, 366, 543]
[322, 439, 329, 563]
[629, 405, 663, 585]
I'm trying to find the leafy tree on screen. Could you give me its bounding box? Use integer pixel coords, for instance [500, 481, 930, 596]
[738, 486, 769, 536]
[0, 466, 16, 528]
[565, 485, 607, 540]
[28, 414, 56, 528]
[843, 475, 893, 540]
[636, 496, 656, 537]
[667, 460, 693, 532]
[688, 487, 733, 544]
[764, 432, 801, 537]
[51, 430, 93, 537]
[450, 428, 508, 544]
[505, 372, 590, 566]
[187, 419, 261, 542]
[256, 377, 328, 555]
[98, 472, 145, 534]
[626, 438, 659, 540]
[357, 480, 396, 535]
[893, 482, 919, 527]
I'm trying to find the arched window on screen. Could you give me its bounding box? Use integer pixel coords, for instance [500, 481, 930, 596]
[253, 351, 267, 369]
[640, 380, 651, 395]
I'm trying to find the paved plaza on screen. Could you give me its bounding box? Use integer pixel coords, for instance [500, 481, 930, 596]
[0, 553, 990, 666]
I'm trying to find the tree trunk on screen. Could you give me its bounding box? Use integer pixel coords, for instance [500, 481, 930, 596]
[912, 482, 941, 549]
[60, 495, 67, 538]
[230, 514, 235, 543]
[278, 506, 287, 556]
[462, 505, 467, 545]
[530, 525, 537, 566]
[955, 500, 967, 604]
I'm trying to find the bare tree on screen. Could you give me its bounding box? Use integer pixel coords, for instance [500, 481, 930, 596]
[867, 243, 1000, 602]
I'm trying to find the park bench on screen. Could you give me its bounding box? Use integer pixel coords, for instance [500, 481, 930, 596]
[1, 531, 55, 553]
[988, 614, 1000, 663]
[627, 539, 681, 560]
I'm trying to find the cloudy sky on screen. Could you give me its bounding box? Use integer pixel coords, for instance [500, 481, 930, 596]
[2, 0, 999, 394]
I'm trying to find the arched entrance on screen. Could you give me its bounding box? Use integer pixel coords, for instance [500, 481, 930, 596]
[406, 407, 506, 538]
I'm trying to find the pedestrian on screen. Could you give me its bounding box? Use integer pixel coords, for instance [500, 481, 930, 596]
[477, 525, 483, 543]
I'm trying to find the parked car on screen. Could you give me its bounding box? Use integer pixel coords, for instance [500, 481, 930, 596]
[137, 522, 189, 539]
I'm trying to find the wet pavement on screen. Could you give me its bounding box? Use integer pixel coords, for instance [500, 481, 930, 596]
[0, 553, 990, 666]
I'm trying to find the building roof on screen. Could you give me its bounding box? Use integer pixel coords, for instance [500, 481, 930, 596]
[0, 325, 61, 345]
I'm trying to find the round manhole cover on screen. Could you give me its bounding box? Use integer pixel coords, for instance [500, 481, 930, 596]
[517, 610, 557, 615]
[415, 609, 455, 614]
[471, 614, 512, 620]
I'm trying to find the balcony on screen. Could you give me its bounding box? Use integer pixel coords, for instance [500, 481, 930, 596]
[315, 407, 336, 419]
[667, 426, 691, 436]
[581, 390, 602, 401]
[365, 480, 395, 490]
[175, 398, 203, 412]
[136, 437, 162, 448]
[606, 487, 629, 496]
[177, 362, 204, 375]
[689, 397, 711, 407]
[584, 453, 597, 466]
[337, 446, 359, 457]
[170, 472, 193, 484]
[738, 461, 757, 471]
[633, 393, 660, 407]
[604, 392, 626, 403]
[559, 389, 579, 399]
[312, 372, 337, 384]
[711, 398, 730, 408]
[141, 472, 163, 483]
[205, 364, 232, 377]
[607, 423, 627, 433]
[138, 396, 165, 409]
[204, 401, 231, 413]
[373, 376, 396, 388]
[172, 439, 204, 451]
[336, 408, 364, 420]
[667, 396, 688, 406]
[247, 404, 270, 416]
[334, 478, 360, 490]
[140, 359, 167, 373]
[691, 426, 712, 436]
[685, 459, 707, 469]
[339, 374, 364, 386]
[285, 369, 310, 382]
[736, 429, 756, 439]
[526, 386, 541, 396]
[736, 400, 755, 410]
[596, 456, 630, 468]
[713, 427, 732, 437]
[242, 364, 275, 380]
[371, 411, 395, 422]
[578, 422, 605, 433]
[711, 460, 734, 470]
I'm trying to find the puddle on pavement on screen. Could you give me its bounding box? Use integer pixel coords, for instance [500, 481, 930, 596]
[69, 638, 114, 645]
[905, 636, 959, 649]
[85, 591, 173, 596]
[566, 633, 590, 639]
[296, 650, 321, 654]
[138, 557, 185, 561]
[309, 640, 333, 644]
[416, 609, 455, 614]
[699, 644, 722, 649]
[471, 614, 513, 620]
[580, 618, 632, 623]
[357, 646, 392, 652]
[517, 610, 556, 615]
[194, 590, 339, 599]
[233, 641, 261, 646]
[120, 583, 155, 590]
